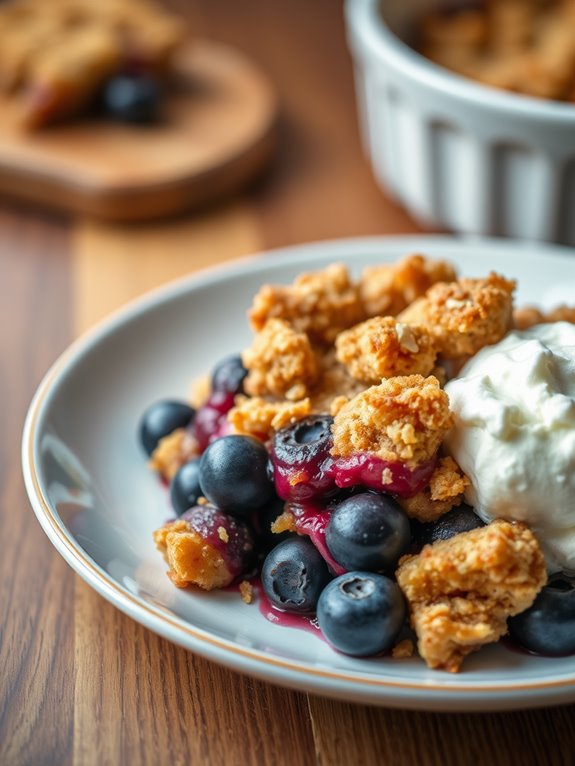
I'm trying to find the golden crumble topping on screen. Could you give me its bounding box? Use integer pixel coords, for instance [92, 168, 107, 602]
[335, 316, 437, 384]
[249, 263, 365, 346]
[309, 348, 367, 415]
[391, 638, 415, 659]
[228, 396, 312, 441]
[398, 273, 515, 359]
[0, 0, 185, 127]
[396, 520, 546, 672]
[242, 318, 318, 401]
[514, 303, 575, 330]
[148, 427, 199, 480]
[189, 373, 211, 408]
[398, 456, 470, 523]
[271, 510, 297, 535]
[513, 305, 545, 331]
[153, 519, 233, 590]
[546, 305, 575, 323]
[359, 253, 457, 318]
[417, 0, 575, 103]
[239, 580, 254, 604]
[331, 375, 453, 466]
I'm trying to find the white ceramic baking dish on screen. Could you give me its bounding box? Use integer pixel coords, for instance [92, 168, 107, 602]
[345, 0, 575, 245]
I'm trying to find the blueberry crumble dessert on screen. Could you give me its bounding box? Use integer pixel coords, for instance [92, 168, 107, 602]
[0, 0, 185, 128]
[142, 252, 575, 672]
[415, 0, 575, 104]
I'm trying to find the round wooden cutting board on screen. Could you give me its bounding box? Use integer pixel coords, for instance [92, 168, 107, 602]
[0, 41, 278, 220]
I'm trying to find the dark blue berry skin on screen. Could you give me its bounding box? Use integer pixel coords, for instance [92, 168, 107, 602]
[508, 576, 575, 656]
[199, 435, 274, 516]
[261, 537, 332, 613]
[317, 572, 406, 656]
[103, 74, 161, 123]
[139, 400, 195, 456]
[254, 495, 291, 554]
[412, 504, 485, 549]
[170, 458, 202, 516]
[271, 415, 336, 501]
[273, 415, 334, 466]
[211, 355, 247, 395]
[325, 492, 411, 572]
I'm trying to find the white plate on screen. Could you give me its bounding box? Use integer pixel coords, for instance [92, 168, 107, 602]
[22, 236, 575, 711]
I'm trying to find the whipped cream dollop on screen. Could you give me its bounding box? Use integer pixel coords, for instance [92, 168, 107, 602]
[445, 322, 575, 572]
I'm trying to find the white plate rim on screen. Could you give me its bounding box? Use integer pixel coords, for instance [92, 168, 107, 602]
[22, 234, 575, 710]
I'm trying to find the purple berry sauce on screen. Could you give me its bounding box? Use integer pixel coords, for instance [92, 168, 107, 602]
[251, 578, 321, 634]
[193, 391, 236, 452]
[288, 504, 346, 576]
[180, 505, 253, 577]
[272, 455, 337, 503]
[331, 453, 436, 498]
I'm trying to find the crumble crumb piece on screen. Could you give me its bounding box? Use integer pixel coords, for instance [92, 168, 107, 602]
[249, 263, 365, 346]
[242, 318, 318, 400]
[331, 375, 453, 466]
[359, 253, 457, 317]
[228, 396, 312, 441]
[396, 520, 546, 672]
[217, 526, 229, 543]
[310, 348, 367, 414]
[153, 519, 233, 590]
[271, 510, 297, 534]
[239, 580, 253, 604]
[417, 0, 575, 103]
[545, 305, 575, 323]
[398, 273, 515, 359]
[335, 316, 437, 384]
[513, 306, 545, 331]
[329, 395, 350, 417]
[514, 304, 575, 330]
[391, 638, 415, 659]
[148, 427, 199, 480]
[398, 456, 470, 523]
[190, 373, 211, 408]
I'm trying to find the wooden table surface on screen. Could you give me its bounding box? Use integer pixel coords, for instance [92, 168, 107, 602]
[2, 2, 575, 764]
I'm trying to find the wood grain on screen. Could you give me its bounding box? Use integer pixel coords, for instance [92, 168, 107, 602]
[72, 200, 262, 328]
[0, 42, 277, 220]
[308, 696, 575, 766]
[73, 584, 316, 766]
[0, 210, 74, 766]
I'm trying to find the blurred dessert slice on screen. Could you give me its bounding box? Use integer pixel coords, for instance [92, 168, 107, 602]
[0, 0, 186, 127]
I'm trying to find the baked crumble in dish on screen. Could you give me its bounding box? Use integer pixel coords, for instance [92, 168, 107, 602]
[0, 0, 185, 127]
[141, 252, 575, 673]
[414, 0, 575, 104]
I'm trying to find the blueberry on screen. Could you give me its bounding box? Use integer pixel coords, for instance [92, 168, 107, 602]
[261, 537, 332, 613]
[270, 415, 336, 501]
[412, 504, 485, 548]
[170, 458, 202, 516]
[103, 73, 161, 123]
[325, 492, 411, 572]
[211, 355, 247, 395]
[199, 435, 274, 516]
[508, 575, 575, 656]
[180, 504, 254, 578]
[254, 495, 291, 554]
[317, 572, 406, 656]
[139, 400, 195, 456]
